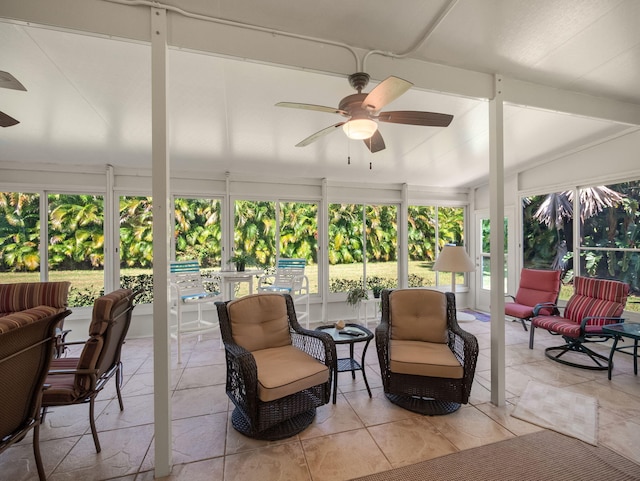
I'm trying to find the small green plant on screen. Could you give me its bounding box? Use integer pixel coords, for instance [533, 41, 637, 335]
[346, 286, 368, 309]
[228, 252, 255, 272]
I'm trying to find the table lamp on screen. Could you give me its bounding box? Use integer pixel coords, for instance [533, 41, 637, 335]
[432, 244, 475, 294]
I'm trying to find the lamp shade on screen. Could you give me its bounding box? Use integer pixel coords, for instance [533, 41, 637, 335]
[342, 117, 378, 140]
[432, 245, 475, 273]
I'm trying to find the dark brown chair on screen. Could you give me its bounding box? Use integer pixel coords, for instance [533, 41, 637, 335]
[216, 293, 334, 440]
[505, 268, 562, 331]
[0, 306, 71, 481]
[376, 288, 478, 415]
[41, 289, 137, 453]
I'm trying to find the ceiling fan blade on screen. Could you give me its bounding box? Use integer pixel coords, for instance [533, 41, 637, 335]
[276, 102, 347, 116]
[363, 130, 385, 153]
[295, 122, 345, 147]
[361, 76, 412, 112]
[0, 111, 19, 127]
[378, 110, 453, 127]
[0, 71, 27, 91]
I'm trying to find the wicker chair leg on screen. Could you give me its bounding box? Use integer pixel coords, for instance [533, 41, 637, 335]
[230, 407, 316, 441]
[385, 393, 460, 415]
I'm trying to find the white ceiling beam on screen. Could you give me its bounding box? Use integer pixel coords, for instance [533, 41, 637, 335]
[503, 78, 640, 126]
[3, 0, 639, 126]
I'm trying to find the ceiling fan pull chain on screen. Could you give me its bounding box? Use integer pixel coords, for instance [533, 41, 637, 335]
[347, 156, 351, 165]
[369, 161, 372, 170]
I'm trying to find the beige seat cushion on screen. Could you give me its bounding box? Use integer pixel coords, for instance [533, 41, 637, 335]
[389, 339, 463, 379]
[228, 294, 291, 352]
[252, 345, 329, 402]
[390, 289, 448, 343]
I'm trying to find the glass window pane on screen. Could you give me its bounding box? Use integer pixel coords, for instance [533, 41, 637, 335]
[280, 202, 318, 294]
[407, 205, 436, 287]
[174, 197, 222, 267]
[0, 192, 40, 283]
[365, 204, 397, 290]
[328, 203, 364, 293]
[48, 194, 104, 307]
[119, 196, 153, 304]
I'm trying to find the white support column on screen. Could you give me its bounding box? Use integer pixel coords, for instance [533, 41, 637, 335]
[489, 75, 506, 407]
[104, 164, 116, 294]
[150, 6, 172, 477]
[399, 184, 409, 288]
[320, 178, 329, 322]
[39, 193, 48, 282]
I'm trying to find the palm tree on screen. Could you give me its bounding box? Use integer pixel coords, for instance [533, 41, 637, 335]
[0, 192, 40, 271]
[531, 186, 624, 271]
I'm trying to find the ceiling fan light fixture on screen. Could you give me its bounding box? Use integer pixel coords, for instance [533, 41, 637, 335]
[343, 117, 377, 140]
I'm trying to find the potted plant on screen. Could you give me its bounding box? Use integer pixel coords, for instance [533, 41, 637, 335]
[346, 286, 368, 310]
[371, 284, 384, 299]
[228, 252, 254, 272]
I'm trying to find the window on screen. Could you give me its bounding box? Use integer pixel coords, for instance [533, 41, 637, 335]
[119, 195, 153, 303]
[408, 205, 465, 288]
[578, 182, 639, 307]
[0, 192, 41, 283]
[174, 196, 222, 267]
[48, 194, 105, 306]
[234, 199, 319, 295]
[328, 203, 398, 293]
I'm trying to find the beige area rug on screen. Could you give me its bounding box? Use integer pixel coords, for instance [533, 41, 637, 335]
[511, 380, 598, 445]
[349, 430, 640, 481]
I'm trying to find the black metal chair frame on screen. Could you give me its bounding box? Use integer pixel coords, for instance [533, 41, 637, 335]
[216, 293, 335, 440]
[376, 289, 479, 416]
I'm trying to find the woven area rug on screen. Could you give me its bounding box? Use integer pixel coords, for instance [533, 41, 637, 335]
[460, 308, 490, 322]
[349, 430, 640, 481]
[511, 380, 598, 445]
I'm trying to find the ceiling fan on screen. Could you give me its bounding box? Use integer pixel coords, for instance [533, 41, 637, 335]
[0, 70, 26, 127]
[276, 72, 453, 153]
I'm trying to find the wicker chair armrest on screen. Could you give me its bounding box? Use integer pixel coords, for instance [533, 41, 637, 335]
[291, 328, 335, 367]
[224, 341, 259, 414]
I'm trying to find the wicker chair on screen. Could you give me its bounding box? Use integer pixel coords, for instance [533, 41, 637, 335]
[376, 288, 479, 415]
[41, 289, 137, 453]
[216, 293, 334, 440]
[0, 307, 71, 481]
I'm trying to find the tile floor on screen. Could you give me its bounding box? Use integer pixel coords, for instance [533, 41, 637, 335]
[3, 315, 640, 481]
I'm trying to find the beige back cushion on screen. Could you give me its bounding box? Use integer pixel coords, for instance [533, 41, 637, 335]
[390, 289, 448, 343]
[228, 294, 291, 352]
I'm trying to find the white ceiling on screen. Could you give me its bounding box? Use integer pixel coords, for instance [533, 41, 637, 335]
[1, 0, 639, 188]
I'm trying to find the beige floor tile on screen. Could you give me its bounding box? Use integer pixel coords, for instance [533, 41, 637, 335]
[425, 405, 515, 450]
[172, 384, 229, 419]
[0, 436, 78, 481]
[599, 418, 640, 464]
[367, 416, 458, 467]
[39, 401, 108, 441]
[96, 393, 155, 431]
[49, 424, 154, 481]
[176, 364, 226, 390]
[475, 400, 545, 436]
[343, 387, 420, 427]
[225, 413, 299, 455]
[224, 441, 311, 481]
[302, 429, 392, 481]
[141, 412, 228, 470]
[298, 395, 365, 439]
[136, 457, 224, 481]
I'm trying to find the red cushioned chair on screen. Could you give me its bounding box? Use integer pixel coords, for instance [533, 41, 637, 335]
[505, 268, 562, 331]
[529, 276, 629, 370]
